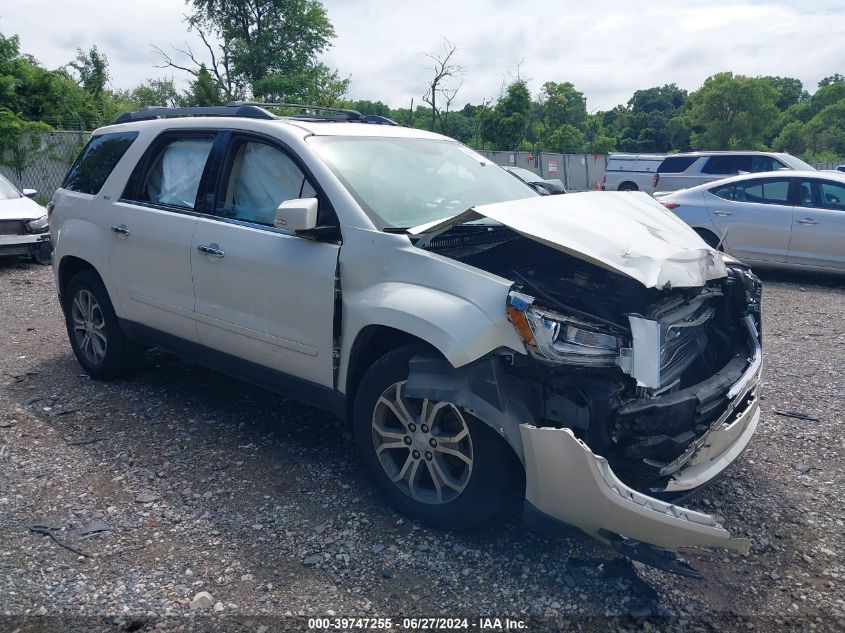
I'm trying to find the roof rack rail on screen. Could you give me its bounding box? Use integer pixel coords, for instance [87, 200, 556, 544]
[111, 104, 276, 125]
[110, 101, 400, 126]
[226, 101, 366, 121]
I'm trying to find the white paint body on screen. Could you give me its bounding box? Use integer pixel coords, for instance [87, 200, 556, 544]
[50, 115, 761, 554]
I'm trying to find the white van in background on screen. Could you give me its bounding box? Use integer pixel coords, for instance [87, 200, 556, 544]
[601, 153, 665, 193]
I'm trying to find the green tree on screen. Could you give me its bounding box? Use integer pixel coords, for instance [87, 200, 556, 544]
[68, 45, 110, 97]
[479, 80, 533, 150]
[186, 64, 222, 106]
[687, 72, 780, 149]
[760, 76, 805, 110]
[155, 0, 346, 104]
[538, 81, 586, 148]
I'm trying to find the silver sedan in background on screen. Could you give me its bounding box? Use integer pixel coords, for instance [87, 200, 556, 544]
[656, 170, 845, 274]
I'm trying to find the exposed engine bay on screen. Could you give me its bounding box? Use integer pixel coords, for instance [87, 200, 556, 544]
[415, 224, 763, 495]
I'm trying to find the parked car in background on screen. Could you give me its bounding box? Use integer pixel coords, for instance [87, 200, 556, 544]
[652, 151, 815, 194]
[656, 170, 845, 273]
[503, 166, 566, 194]
[0, 173, 51, 264]
[837, 165, 845, 173]
[601, 153, 665, 192]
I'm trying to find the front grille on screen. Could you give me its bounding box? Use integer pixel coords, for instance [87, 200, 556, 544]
[0, 220, 23, 236]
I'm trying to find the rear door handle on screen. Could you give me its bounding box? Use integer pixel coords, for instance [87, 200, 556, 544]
[796, 217, 818, 225]
[197, 244, 225, 258]
[713, 210, 733, 217]
[111, 224, 130, 236]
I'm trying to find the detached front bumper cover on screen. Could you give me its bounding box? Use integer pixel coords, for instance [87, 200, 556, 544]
[521, 315, 761, 555]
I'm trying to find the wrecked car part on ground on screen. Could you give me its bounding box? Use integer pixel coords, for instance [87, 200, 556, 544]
[408, 193, 762, 560]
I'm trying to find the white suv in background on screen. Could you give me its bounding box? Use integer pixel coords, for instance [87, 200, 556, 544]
[652, 151, 815, 194]
[50, 103, 764, 573]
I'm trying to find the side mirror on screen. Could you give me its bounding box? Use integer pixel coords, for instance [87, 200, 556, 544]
[22, 188, 37, 199]
[529, 182, 552, 196]
[274, 198, 318, 233]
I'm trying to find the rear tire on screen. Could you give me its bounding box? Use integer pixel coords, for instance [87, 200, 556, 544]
[63, 270, 143, 379]
[618, 182, 638, 192]
[352, 346, 518, 529]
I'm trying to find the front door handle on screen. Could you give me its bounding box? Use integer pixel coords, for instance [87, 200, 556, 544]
[197, 243, 225, 258]
[713, 210, 733, 217]
[796, 217, 819, 225]
[111, 224, 130, 236]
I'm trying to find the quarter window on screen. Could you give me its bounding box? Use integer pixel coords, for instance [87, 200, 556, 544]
[750, 155, 786, 173]
[217, 141, 312, 226]
[62, 131, 138, 195]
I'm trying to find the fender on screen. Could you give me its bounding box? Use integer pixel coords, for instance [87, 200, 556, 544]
[337, 226, 527, 393]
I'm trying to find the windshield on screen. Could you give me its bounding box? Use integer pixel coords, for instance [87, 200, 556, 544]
[508, 167, 542, 183]
[0, 173, 21, 200]
[779, 154, 816, 171]
[308, 136, 536, 228]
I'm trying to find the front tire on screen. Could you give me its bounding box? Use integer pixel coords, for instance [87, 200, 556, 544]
[353, 346, 517, 529]
[63, 270, 143, 379]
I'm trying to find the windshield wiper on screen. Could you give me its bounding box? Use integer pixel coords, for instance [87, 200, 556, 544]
[383, 227, 409, 233]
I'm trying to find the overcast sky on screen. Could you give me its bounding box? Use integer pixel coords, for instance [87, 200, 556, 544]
[2, 0, 844, 110]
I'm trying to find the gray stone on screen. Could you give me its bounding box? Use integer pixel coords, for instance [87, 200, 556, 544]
[190, 591, 215, 609]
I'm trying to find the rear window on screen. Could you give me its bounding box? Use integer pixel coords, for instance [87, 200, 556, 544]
[657, 156, 698, 173]
[62, 132, 138, 195]
[710, 178, 792, 204]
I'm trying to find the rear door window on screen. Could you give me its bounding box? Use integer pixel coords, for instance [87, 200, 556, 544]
[657, 156, 698, 173]
[730, 178, 793, 204]
[702, 156, 738, 175]
[62, 132, 138, 195]
[123, 134, 216, 210]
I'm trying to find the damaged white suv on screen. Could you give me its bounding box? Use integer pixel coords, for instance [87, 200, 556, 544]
[50, 104, 762, 570]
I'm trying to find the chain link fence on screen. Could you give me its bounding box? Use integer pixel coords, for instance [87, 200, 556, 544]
[1, 131, 841, 201]
[0, 131, 90, 202]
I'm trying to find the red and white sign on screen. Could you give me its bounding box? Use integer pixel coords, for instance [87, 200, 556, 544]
[548, 160, 558, 173]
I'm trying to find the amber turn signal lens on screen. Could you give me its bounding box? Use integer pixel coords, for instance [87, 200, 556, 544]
[507, 306, 535, 345]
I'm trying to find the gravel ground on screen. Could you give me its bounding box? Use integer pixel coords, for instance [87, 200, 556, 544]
[0, 259, 843, 633]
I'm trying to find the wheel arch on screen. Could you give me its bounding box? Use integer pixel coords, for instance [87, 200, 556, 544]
[58, 256, 103, 303]
[344, 325, 439, 421]
[693, 227, 722, 250]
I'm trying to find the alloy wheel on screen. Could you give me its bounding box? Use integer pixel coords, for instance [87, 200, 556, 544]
[371, 381, 474, 505]
[71, 288, 108, 365]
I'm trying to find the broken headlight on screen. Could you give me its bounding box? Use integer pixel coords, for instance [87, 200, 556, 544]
[26, 215, 49, 233]
[507, 291, 622, 366]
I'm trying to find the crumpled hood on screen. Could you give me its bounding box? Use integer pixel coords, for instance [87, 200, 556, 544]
[0, 195, 45, 221]
[409, 192, 727, 289]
